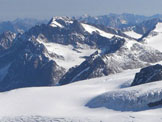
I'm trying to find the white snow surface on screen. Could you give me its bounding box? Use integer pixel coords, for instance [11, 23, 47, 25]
[1, 68, 162, 121]
[87, 80, 162, 111]
[124, 30, 142, 39]
[81, 23, 122, 39]
[143, 22, 162, 52]
[154, 22, 162, 32]
[37, 39, 97, 70]
[50, 20, 64, 28]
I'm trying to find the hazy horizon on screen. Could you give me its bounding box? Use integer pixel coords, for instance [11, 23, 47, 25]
[1, 12, 162, 22]
[1, 0, 162, 21]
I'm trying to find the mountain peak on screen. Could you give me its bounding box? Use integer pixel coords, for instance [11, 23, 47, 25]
[48, 16, 73, 28]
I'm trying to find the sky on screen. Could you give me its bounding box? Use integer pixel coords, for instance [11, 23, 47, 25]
[0, 0, 162, 20]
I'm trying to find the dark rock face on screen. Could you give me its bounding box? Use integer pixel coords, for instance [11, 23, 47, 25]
[25, 23, 87, 46]
[0, 34, 65, 92]
[131, 64, 162, 86]
[134, 18, 161, 35]
[0, 31, 16, 53]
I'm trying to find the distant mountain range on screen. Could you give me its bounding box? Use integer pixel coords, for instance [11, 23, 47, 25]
[1, 13, 162, 34]
[75, 13, 162, 29]
[0, 18, 47, 34]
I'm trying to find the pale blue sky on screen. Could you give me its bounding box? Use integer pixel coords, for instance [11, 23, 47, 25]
[0, 0, 162, 20]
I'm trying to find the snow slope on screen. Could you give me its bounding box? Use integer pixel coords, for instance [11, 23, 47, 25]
[124, 30, 142, 39]
[50, 20, 64, 28]
[87, 80, 162, 111]
[37, 39, 97, 70]
[1, 68, 162, 121]
[81, 23, 122, 39]
[143, 22, 162, 52]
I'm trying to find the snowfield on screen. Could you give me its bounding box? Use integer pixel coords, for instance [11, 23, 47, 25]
[81, 23, 122, 39]
[37, 39, 97, 70]
[143, 22, 162, 52]
[1, 68, 162, 121]
[124, 30, 142, 39]
[0, 116, 102, 122]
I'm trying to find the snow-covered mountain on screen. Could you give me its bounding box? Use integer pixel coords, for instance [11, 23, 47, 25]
[0, 18, 47, 34]
[122, 18, 161, 40]
[33, 17, 129, 70]
[1, 16, 162, 91]
[76, 13, 148, 29]
[77, 14, 162, 41]
[21, 16, 139, 71]
[59, 37, 162, 85]
[0, 17, 134, 91]
[0, 32, 65, 91]
[76, 13, 162, 30]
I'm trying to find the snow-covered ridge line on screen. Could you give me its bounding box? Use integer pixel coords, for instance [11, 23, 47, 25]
[143, 22, 162, 52]
[124, 30, 142, 39]
[154, 22, 162, 32]
[87, 80, 162, 111]
[81, 23, 122, 39]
